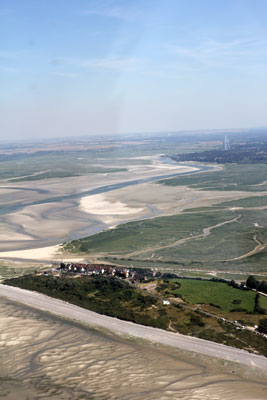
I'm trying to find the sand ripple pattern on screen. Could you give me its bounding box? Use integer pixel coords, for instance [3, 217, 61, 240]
[0, 298, 266, 400]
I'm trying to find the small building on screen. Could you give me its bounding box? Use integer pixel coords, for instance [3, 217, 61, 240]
[163, 300, 170, 305]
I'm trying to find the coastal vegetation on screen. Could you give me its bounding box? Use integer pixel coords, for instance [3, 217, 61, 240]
[156, 278, 256, 312]
[63, 206, 267, 273]
[170, 141, 267, 164]
[160, 163, 267, 192]
[4, 273, 267, 356]
[0, 136, 217, 182]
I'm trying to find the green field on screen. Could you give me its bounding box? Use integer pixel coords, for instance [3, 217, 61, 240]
[0, 265, 44, 281]
[64, 207, 267, 273]
[160, 164, 267, 192]
[143, 209, 267, 263]
[0, 138, 218, 182]
[64, 212, 234, 254]
[259, 295, 267, 311]
[185, 195, 267, 213]
[166, 279, 256, 312]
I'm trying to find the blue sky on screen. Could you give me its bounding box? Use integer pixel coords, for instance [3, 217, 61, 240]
[1, 0, 267, 140]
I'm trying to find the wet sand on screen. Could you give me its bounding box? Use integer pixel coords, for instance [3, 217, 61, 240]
[0, 297, 267, 400]
[0, 158, 199, 255]
[1, 155, 263, 264]
[1, 284, 266, 370]
[0, 182, 261, 262]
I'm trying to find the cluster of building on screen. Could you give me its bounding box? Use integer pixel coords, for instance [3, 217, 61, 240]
[44, 262, 135, 280]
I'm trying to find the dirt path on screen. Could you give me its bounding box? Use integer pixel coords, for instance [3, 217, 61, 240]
[123, 215, 241, 258]
[225, 235, 267, 262]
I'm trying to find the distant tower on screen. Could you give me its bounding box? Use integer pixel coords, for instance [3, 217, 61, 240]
[223, 136, 230, 151]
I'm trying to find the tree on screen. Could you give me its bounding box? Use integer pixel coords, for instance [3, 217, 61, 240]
[257, 318, 267, 334]
[258, 280, 267, 294]
[246, 275, 260, 290]
[228, 280, 239, 289]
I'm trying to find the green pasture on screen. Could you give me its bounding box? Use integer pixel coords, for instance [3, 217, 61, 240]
[65, 206, 267, 273]
[64, 212, 234, 254]
[259, 295, 267, 311]
[219, 195, 267, 208]
[66, 206, 267, 273]
[169, 279, 256, 312]
[184, 195, 267, 213]
[0, 138, 218, 181]
[145, 208, 267, 262]
[0, 265, 43, 281]
[160, 164, 267, 192]
[0, 152, 127, 182]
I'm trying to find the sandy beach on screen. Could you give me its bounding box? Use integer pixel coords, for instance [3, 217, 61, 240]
[0, 284, 266, 370]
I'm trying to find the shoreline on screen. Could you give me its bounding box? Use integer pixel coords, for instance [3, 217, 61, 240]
[0, 283, 266, 370]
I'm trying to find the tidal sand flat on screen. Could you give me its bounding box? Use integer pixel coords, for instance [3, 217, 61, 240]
[0, 297, 267, 400]
[0, 157, 199, 255]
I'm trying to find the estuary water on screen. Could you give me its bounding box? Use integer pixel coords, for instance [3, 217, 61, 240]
[0, 162, 212, 216]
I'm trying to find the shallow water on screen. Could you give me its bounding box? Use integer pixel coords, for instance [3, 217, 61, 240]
[0, 298, 266, 400]
[0, 163, 212, 217]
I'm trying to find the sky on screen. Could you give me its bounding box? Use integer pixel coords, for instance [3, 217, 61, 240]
[0, 0, 267, 140]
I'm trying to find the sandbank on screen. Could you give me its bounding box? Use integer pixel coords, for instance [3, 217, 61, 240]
[80, 193, 144, 216]
[0, 244, 61, 260]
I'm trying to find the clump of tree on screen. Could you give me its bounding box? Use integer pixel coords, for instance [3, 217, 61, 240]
[170, 141, 267, 164]
[246, 276, 267, 293]
[228, 280, 239, 289]
[257, 318, 267, 334]
[254, 293, 266, 314]
[188, 313, 205, 327]
[4, 274, 169, 329]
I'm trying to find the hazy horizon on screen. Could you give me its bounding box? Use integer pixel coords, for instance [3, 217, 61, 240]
[1, 0, 267, 140]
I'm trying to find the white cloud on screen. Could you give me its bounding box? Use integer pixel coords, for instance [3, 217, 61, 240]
[84, 6, 127, 19]
[82, 2, 141, 21]
[52, 71, 79, 79]
[63, 56, 138, 71]
[169, 38, 267, 66]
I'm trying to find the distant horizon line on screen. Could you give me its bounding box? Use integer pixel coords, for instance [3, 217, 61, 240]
[1, 126, 267, 144]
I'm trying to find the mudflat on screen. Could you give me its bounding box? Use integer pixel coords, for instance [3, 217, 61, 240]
[1, 296, 267, 400]
[0, 158, 257, 263]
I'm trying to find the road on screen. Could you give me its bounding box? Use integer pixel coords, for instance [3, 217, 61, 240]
[0, 283, 266, 370]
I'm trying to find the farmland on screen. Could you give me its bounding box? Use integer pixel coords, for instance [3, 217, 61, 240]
[156, 278, 256, 312]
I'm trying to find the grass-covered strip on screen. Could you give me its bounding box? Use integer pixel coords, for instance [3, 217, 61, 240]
[144, 209, 267, 264]
[64, 207, 267, 272]
[160, 164, 267, 192]
[185, 195, 267, 213]
[259, 295, 267, 311]
[0, 265, 43, 281]
[157, 279, 257, 313]
[8, 167, 126, 182]
[64, 211, 234, 254]
[4, 274, 267, 356]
